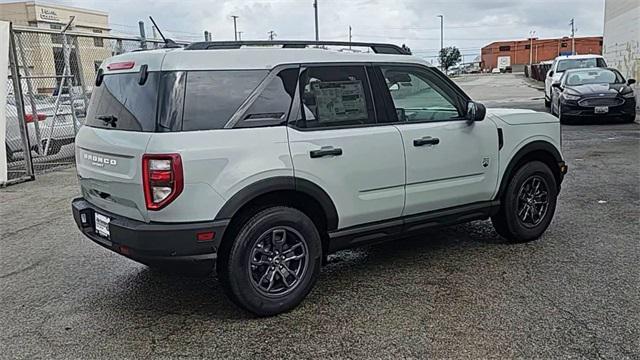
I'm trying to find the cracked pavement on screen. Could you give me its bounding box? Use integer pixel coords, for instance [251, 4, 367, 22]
[1, 73, 639, 359]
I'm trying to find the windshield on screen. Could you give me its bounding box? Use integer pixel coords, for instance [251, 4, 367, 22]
[557, 58, 606, 72]
[565, 69, 625, 86]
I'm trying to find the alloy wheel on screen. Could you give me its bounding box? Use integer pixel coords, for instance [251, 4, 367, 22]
[516, 175, 550, 228]
[248, 226, 308, 297]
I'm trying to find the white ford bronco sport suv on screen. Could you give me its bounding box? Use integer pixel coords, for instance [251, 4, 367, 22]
[72, 41, 567, 316]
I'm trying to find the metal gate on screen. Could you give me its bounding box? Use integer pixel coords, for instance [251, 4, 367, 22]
[3, 23, 174, 186]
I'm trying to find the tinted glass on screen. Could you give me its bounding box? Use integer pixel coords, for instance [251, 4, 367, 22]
[86, 72, 160, 131]
[236, 68, 298, 128]
[565, 69, 624, 86]
[157, 71, 186, 132]
[557, 58, 606, 72]
[182, 70, 267, 130]
[381, 66, 459, 122]
[298, 66, 374, 128]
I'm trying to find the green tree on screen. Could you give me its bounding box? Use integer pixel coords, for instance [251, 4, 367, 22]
[439, 46, 462, 73]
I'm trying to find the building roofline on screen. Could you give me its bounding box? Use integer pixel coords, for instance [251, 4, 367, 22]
[481, 35, 603, 48]
[1, 0, 109, 16]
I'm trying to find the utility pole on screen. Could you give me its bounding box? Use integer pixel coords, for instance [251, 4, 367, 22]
[231, 15, 239, 41]
[313, 0, 319, 41]
[437, 15, 443, 70]
[348, 25, 352, 49]
[268, 30, 277, 41]
[529, 30, 536, 65]
[569, 18, 576, 55]
[237, 31, 243, 41]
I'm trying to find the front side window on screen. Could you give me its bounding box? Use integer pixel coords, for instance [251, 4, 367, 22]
[381, 66, 461, 122]
[298, 66, 375, 129]
[182, 70, 268, 131]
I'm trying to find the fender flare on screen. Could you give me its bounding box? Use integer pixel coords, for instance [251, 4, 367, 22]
[214, 176, 339, 231]
[496, 140, 563, 199]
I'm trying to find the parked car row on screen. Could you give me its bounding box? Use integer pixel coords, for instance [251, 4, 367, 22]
[543, 54, 636, 123]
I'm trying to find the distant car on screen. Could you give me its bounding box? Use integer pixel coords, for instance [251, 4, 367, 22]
[5, 99, 77, 162]
[550, 67, 636, 123]
[544, 55, 607, 107]
[491, 68, 500, 73]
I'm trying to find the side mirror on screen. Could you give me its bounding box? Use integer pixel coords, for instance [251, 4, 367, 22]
[552, 82, 563, 89]
[466, 101, 486, 123]
[628, 79, 636, 85]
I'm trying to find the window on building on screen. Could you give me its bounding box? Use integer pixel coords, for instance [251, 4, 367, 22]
[499, 46, 511, 52]
[93, 29, 104, 47]
[50, 23, 63, 44]
[561, 43, 568, 48]
[525, 44, 531, 50]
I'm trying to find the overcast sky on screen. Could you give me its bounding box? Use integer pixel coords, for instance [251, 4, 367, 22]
[9, 0, 606, 61]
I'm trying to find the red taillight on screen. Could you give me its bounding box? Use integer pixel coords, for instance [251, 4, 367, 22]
[24, 113, 47, 123]
[142, 154, 183, 210]
[107, 61, 135, 70]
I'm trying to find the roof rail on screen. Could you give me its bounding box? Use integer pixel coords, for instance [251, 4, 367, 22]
[184, 40, 411, 55]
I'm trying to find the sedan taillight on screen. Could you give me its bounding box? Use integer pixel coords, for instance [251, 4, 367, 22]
[142, 154, 183, 210]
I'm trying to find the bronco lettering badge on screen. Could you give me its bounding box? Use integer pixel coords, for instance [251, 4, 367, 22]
[84, 152, 117, 167]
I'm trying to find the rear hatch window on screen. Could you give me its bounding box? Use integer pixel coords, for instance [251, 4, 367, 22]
[86, 72, 160, 131]
[85, 70, 268, 132]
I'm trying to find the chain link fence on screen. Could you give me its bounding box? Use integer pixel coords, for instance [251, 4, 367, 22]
[4, 24, 179, 185]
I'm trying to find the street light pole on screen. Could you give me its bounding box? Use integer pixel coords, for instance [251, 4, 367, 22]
[231, 15, 239, 41]
[529, 30, 536, 65]
[349, 25, 352, 49]
[313, 0, 319, 41]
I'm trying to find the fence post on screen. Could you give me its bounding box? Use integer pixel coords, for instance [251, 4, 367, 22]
[138, 21, 147, 50]
[15, 31, 44, 155]
[72, 35, 89, 111]
[62, 33, 79, 135]
[8, 25, 34, 179]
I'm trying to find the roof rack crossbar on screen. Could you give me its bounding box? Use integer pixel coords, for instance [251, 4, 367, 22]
[184, 40, 411, 55]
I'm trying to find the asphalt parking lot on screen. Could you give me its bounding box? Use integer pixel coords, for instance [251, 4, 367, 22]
[1, 73, 638, 359]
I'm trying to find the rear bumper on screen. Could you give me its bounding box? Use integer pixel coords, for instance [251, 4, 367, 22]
[72, 197, 228, 263]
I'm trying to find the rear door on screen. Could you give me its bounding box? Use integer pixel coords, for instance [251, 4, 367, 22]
[374, 64, 499, 216]
[287, 65, 405, 229]
[76, 70, 161, 222]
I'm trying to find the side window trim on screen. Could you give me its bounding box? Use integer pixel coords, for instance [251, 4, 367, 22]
[291, 64, 377, 131]
[226, 64, 300, 129]
[375, 64, 469, 124]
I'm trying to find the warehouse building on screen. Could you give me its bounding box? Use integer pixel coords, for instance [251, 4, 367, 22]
[0, 1, 111, 92]
[481, 36, 603, 71]
[603, 0, 639, 109]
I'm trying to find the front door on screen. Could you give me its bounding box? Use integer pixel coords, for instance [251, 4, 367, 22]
[287, 65, 406, 229]
[375, 65, 499, 216]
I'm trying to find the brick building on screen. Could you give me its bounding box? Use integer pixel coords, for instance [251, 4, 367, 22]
[481, 36, 603, 71]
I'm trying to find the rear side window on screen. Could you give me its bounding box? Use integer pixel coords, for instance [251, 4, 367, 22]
[297, 66, 375, 129]
[182, 70, 268, 130]
[86, 72, 159, 131]
[235, 68, 298, 128]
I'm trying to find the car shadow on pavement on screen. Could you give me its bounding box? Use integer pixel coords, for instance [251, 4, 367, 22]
[87, 220, 509, 320]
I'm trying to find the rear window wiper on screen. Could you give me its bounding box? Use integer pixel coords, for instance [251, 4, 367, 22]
[97, 115, 118, 127]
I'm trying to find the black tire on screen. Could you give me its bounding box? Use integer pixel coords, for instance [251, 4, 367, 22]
[624, 113, 636, 123]
[491, 161, 558, 242]
[218, 206, 322, 316]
